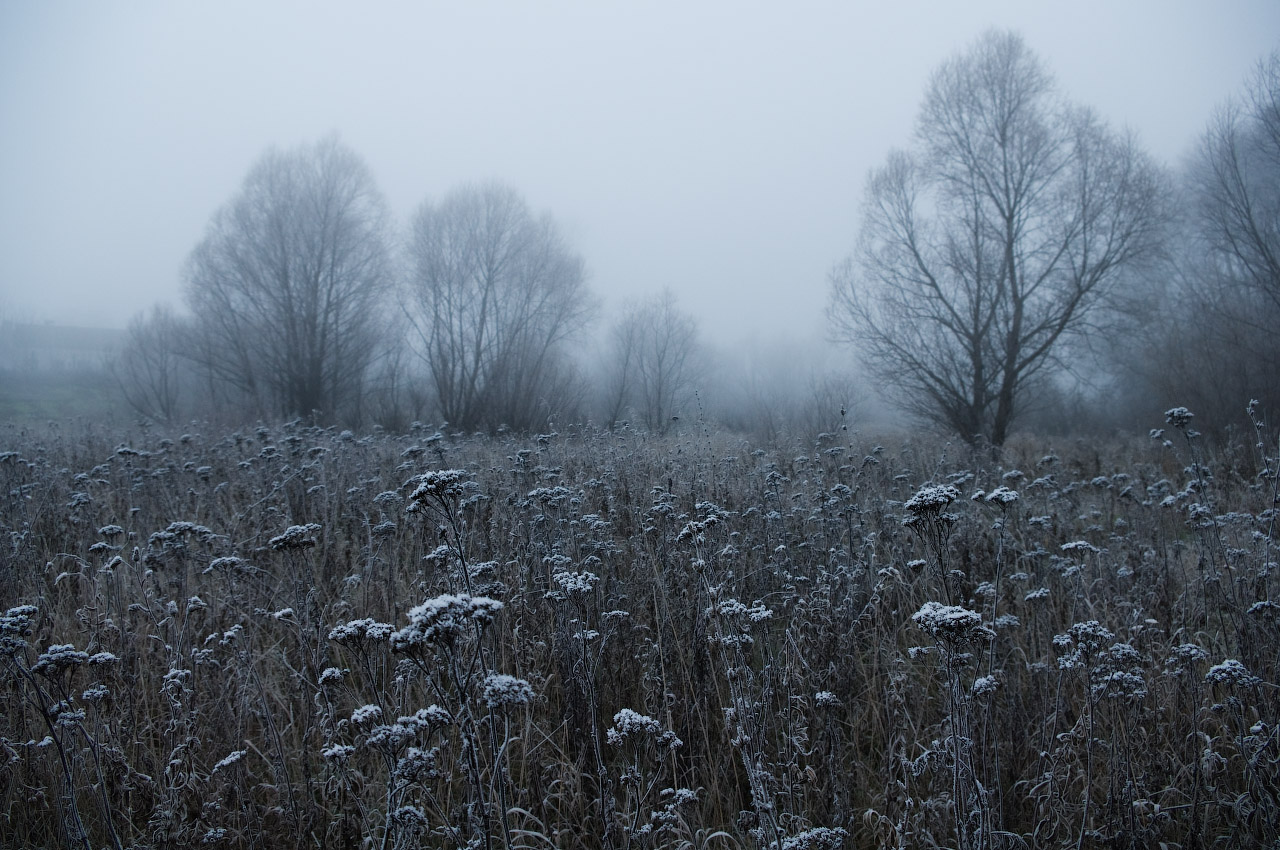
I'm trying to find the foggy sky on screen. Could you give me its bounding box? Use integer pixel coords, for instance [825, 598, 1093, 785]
[2, 1, 1277, 346]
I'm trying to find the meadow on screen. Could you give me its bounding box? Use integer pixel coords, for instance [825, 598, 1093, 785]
[1, 410, 1276, 849]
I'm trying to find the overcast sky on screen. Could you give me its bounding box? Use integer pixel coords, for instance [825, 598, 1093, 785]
[1, 1, 1277, 345]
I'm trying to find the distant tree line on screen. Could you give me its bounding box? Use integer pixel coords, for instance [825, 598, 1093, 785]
[114, 137, 857, 438]
[115, 33, 1280, 444]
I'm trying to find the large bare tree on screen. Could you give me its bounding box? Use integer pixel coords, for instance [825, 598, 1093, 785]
[829, 30, 1165, 445]
[184, 136, 391, 423]
[403, 183, 594, 432]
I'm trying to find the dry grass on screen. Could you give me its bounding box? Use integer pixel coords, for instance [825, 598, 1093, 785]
[1, 415, 1277, 848]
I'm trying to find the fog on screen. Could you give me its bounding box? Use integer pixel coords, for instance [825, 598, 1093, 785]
[2, 1, 1276, 346]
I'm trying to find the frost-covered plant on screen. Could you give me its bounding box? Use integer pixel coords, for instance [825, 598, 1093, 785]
[390, 593, 503, 651]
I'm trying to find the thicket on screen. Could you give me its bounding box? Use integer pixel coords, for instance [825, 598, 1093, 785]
[1, 408, 1277, 849]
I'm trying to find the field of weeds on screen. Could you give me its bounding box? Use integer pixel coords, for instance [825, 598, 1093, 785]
[1, 413, 1277, 849]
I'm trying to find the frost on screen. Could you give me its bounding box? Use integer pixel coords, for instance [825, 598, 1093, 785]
[607, 708, 668, 746]
[1206, 659, 1259, 688]
[319, 666, 348, 685]
[32, 644, 89, 676]
[1061, 540, 1099, 553]
[781, 827, 848, 850]
[351, 704, 383, 725]
[984, 486, 1019, 504]
[904, 484, 960, 513]
[408, 469, 468, 503]
[390, 594, 503, 650]
[212, 749, 246, 772]
[328, 618, 393, 646]
[269, 523, 321, 551]
[814, 690, 842, 708]
[972, 675, 999, 696]
[482, 673, 535, 708]
[553, 570, 598, 596]
[912, 602, 990, 645]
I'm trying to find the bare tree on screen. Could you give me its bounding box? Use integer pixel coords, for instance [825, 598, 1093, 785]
[1192, 51, 1280, 312]
[184, 136, 391, 423]
[403, 182, 594, 432]
[604, 289, 701, 435]
[111, 304, 192, 424]
[829, 30, 1166, 445]
[1107, 52, 1280, 435]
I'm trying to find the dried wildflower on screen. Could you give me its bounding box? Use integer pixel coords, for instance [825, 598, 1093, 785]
[1054, 621, 1115, 670]
[608, 708, 663, 746]
[32, 644, 89, 676]
[553, 570, 598, 597]
[904, 484, 960, 514]
[318, 667, 348, 685]
[269, 523, 321, 551]
[1165, 643, 1208, 673]
[322, 743, 355, 761]
[0, 605, 38, 654]
[814, 690, 842, 708]
[408, 469, 468, 504]
[911, 602, 991, 646]
[350, 704, 383, 726]
[781, 827, 848, 850]
[205, 556, 248, 574]
[394, 746, 439, 782]
[1061, 540, 1099, 553]
[328, 618, 394, 647]
[706, 597, 773, 622]
[1205, 659, 1260, 689]
[972, 675, 1000, 697]
[1165, 407, 1194, 428]
[994, 613, 1020, 630]
[365, 706, 452, 748]
[482, 673, 534, 708]
[984, 486, 1019, 505]
[390, 593, 503, 651]
[211, 749, 246, 773]
[391, 805, 428, 828]
[1096, 669, 1147, 702]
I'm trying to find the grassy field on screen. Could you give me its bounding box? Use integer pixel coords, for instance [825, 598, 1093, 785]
[0, 415, 1276, 849]
[0, 369, 121, 425]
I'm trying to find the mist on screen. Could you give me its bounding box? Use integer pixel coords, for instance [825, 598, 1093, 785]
[2, 2, 1275, 338]
[2, 2, 1279, 439]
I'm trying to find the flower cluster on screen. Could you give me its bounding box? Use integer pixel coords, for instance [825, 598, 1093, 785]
[408, 469, 469, 504]
[904, 484, 960, 514]
[269, 523, 321, 551]
[390, 593, 503, 651]
[328, 618, 394, 648]
[607, 708, 682, 750]
[1205, 658, 1259, 689]
[482, 673, 535, 709]
[912, 601, 991, 647]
